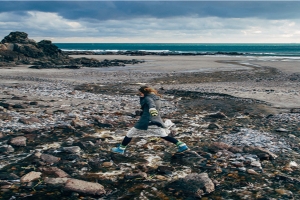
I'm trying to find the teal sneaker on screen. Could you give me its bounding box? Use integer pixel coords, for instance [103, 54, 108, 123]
[176, 142, 188, 153]
[111, 145, 126, 155]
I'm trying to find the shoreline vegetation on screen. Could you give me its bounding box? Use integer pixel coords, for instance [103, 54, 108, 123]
[0, 31, 300, 199]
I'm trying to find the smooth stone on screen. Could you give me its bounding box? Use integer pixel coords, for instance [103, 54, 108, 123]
[20, 171, 42, 183]
[63, 146, 81, 154]
[9, 136, 27, 147]
[247, 169, 259, 175]
[64, 178, 106, 196]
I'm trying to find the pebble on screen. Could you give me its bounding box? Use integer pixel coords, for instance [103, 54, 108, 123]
[247, 169, 259, 175]
[287, 161, 298, 168]
[102, 162, 113, 167]
[251, 161, 262, 168]
[63, 146, 81, 154]
[219, 128, 292, 153]
[20, 171, 42, 183]
[9, 136, 27, 147]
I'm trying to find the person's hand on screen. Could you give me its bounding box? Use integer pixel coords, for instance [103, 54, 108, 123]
[149, 108, 158, 116]
[139, 92, 144, 97]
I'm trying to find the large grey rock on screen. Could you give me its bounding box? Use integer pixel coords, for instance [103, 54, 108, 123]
[1, 31, 35, 44]
[167, 173, 215, 198]
[64, 178, 106, 196]
[171, 151, 205, 166]
[0, 31, 66, 65]
[9, 136, 27, 147]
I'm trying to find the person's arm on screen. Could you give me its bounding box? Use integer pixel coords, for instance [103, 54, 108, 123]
[145, 96, 158, 116]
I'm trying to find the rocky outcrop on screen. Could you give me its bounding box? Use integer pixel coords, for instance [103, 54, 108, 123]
[1, 32, 35, 44]
[0, 31, 144, 68]
[0, 31, 67, 66]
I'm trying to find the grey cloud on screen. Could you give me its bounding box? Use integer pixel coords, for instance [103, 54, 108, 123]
[1, 1, 300, 21]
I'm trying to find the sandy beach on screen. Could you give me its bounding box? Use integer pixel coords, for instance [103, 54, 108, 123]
[70, 54, 300, 74]
[1, 55, 299, 109]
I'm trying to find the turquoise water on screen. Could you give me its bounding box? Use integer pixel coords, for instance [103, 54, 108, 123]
[54, 43, 300, 57]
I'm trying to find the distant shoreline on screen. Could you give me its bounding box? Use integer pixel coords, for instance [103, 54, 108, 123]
[56, 43, 300, 57]
[63, 50, 246, 56]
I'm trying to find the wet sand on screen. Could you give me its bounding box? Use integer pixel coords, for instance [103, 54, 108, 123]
[70, 54, 300, 74]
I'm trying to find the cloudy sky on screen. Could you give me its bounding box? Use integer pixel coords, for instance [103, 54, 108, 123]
[1, 1, 300, 43]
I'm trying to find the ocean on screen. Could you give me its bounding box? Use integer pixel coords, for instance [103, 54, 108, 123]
[54, 43, 300, 57]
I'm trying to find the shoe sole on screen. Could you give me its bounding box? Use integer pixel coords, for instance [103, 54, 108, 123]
[177, 148, 189, 153]
[111, 151, 124, 155]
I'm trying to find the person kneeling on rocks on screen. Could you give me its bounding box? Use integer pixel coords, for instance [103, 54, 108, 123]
[111, 85, 188, 155]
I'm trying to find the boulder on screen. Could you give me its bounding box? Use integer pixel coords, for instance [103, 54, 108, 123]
[171, 151, 205, 166]
[64, 178, 106, 196]
[13, 43, 44, 58]
[37, 40, 63, 58]
[1, 32, 145, 68]
[0, 31, 67, 66]
[167, 173, 215, 198]
[9, 136, 27, 147]
[1, 31, 35, 44]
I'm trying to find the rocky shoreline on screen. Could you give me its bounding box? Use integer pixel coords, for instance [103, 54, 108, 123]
[0, 32, 145, 69]
[0, 64, 300, 199]
[1, 31, 300, 199]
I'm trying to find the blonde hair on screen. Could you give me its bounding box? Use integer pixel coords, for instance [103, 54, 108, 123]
[139, 86, 161, 97]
